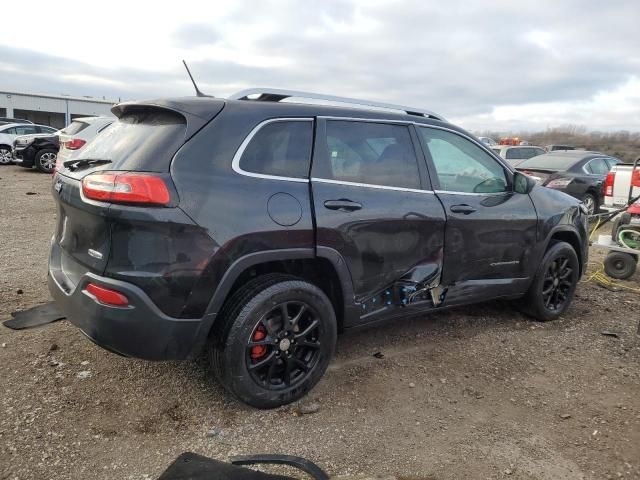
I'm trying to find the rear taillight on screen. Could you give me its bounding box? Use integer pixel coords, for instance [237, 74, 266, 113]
[632, 168, 640, 188]
[64, 138, 86, 150]
[82, 172, 171, 206]
[604, 171, 615, 196]
[84, 283, 129, 307]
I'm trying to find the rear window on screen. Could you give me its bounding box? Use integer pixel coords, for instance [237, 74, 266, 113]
[238, 120, 312, 179]
[517, 154, 581, 171]
[72, 109, 187, 171]
[505, 148, 521, 160]
[60, 121, 89, 135]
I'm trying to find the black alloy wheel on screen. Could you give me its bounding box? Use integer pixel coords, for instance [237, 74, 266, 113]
[541, 255, 574, 312]
[246, 301, 321, 390]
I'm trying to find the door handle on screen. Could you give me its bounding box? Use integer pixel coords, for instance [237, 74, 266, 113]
[324, 199, 362, 212]
[450, 204, 477, 215]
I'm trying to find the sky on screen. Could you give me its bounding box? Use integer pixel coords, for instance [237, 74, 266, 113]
[0, 0, 639, 132]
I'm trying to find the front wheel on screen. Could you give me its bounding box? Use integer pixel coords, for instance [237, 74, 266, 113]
[520, 241, 579, 321]
[209, 275, 337, 408]
[35, 149, 57, 173]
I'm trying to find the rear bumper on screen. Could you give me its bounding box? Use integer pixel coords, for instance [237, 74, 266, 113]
[48, 243, 204, 361]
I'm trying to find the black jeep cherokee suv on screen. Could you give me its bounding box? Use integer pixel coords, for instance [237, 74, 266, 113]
[48, 89, 588, 408]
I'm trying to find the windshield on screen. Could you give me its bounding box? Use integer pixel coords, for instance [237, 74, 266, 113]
[517, 154, 581, 171]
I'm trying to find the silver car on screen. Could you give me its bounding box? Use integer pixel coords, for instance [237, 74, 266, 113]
[56, 116, 114, 168]
[491, 145, 545, 166]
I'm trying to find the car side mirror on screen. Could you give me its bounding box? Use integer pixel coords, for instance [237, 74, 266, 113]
[514, 171, 534, 194]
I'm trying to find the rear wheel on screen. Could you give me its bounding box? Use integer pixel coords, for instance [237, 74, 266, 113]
[209, 274, 337, 408]
[35, 149, 57, 173]
[604, 252, 637, 280]
[520, 241, 579, 321]
[0, 146, 12, 165]
[582, 193, 598, 215]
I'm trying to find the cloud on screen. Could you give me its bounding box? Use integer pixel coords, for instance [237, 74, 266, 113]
[172, 23, 221, 48]
[0, 0, 638, 131]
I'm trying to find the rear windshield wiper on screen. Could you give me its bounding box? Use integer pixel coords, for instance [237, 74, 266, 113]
[63, 158, 112, 171]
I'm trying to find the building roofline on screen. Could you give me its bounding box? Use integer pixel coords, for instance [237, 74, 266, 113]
[0, 90, 117, 105]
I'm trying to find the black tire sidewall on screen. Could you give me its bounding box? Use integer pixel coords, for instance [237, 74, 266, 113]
[219, 280, 336, 408]
[525, 242, 580, 321]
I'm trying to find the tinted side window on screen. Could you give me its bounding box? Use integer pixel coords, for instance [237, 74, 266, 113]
[318, 121, 420, 189]
[3, 127, 16, 134]
[14, 126, 38, 135]
[505, 148, 521, 160]
[418, 127, 508, 194]
[239, 120, 312, 179]
[587, 158, 609, 175]
[606, 157, 620, 169]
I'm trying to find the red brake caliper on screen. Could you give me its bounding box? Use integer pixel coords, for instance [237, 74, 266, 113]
[250, 325, 268, 360]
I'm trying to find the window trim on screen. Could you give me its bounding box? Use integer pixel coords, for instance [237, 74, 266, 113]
[231, 117, 313, 183]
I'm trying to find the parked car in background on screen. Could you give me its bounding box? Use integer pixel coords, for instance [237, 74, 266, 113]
[517, 151, 620, 214]
[0, 117, 33, 125]
[545, 145, 575, 152]
[0, 123, 58, 165]
[478, 136, 497, 146]
[492, 145, 545, 166]
[56, 117, 114, 168]
[48, 89, 588, 408]
[603, 158, 640, 212]
[12, 134, 59, 173]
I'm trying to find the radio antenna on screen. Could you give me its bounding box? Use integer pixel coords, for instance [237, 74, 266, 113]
[182, 60, 212, 97]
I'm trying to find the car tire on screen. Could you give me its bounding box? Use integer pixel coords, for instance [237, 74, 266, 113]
[582, 193, 598, 215]
[519, 241, 580, 321]
[604, 251, 637, 280]
[35, 149, 57, 173]
[0, 145, 12, 165]
[209, 274, 337, 408]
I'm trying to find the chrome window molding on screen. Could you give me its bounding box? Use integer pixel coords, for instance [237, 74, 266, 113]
[311, 177, 434, 194]
[231, 117, 313, 183]
[434, 189, 511, 197]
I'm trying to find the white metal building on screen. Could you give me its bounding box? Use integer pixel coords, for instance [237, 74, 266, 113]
[0, 90, 117, 129]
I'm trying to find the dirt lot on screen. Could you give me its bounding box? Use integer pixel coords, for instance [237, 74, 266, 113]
[1, 166, 639, 480]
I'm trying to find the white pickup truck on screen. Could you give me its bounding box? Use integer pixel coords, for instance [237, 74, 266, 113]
[603, 159, 640, 211]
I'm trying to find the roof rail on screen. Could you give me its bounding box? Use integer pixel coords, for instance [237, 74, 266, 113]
[228, 88, 445, 121]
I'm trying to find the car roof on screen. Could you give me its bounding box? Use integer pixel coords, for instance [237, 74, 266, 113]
[114, 96, 452, 128]
[539, 150, 605, 159]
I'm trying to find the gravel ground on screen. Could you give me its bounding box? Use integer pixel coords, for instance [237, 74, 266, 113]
[1, 166, 639, 480]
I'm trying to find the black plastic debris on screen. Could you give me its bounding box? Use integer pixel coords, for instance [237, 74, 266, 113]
[3, 302, 66, 330]
[158, 452, 298, 480]
[600, 331, 620, 338]
[373, 351, 385, 359]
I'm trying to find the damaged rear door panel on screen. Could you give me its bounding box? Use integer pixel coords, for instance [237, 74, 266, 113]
[310, 118, 446, 324]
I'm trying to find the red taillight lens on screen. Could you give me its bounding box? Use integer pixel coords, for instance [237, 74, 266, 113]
[604, 171, 615, 196]
[632, 168, 640, 188]
[82, 172, 171, 205]
[84, 283, 129, 307]
[64, 139, 86, 150]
